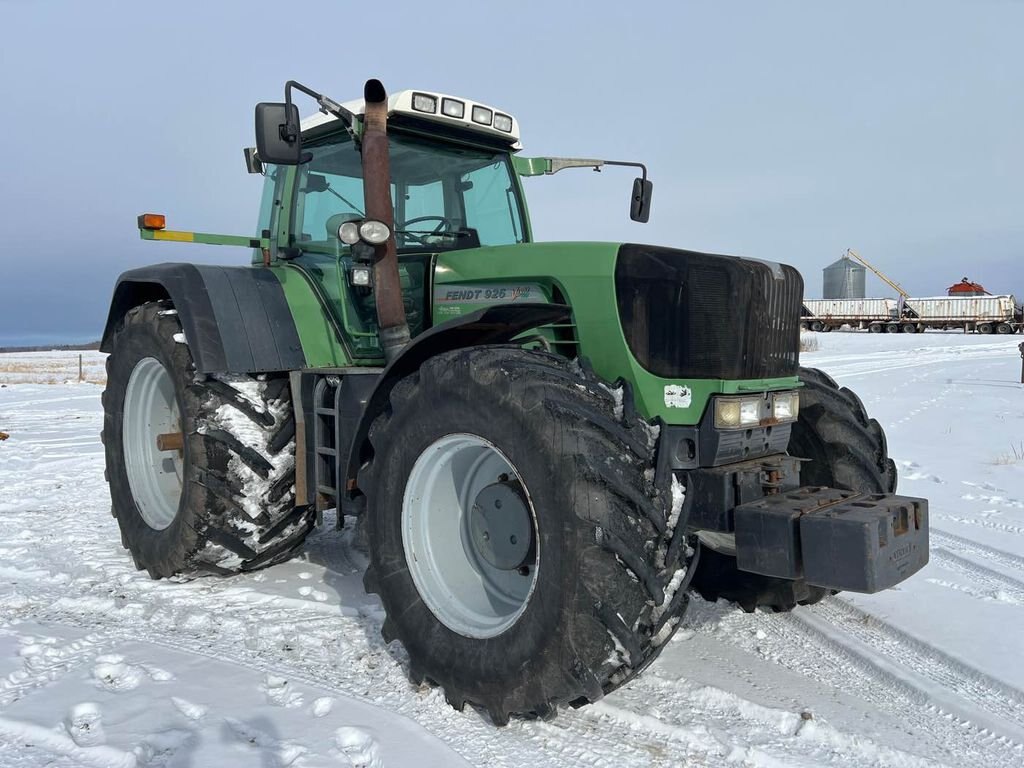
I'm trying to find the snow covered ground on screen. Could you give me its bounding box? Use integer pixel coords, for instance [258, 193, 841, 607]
[0, 351, 105, 385]
[0, 335, 1022, 767]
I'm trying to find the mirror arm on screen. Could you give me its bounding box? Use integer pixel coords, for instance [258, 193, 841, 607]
[602, 160, 648, 185]
[285, 80, 359, 144]
[540, 157, 648, 184]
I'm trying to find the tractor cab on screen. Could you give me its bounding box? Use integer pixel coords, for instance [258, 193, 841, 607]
[254, 98, 530, 358]
[248, 87, 649, 363]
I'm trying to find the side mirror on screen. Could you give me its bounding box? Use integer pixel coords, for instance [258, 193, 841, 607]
[630, 177, 653, 223]
[255, 102, 304, 165]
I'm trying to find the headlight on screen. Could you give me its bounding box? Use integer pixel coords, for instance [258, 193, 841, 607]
[713, 392, 799, 430]
[714, 397, 762, 428]
[740, 400, 761, 424]
[359, 220, 391, 244]
[493, 113, 513, 132]
[715, 399, 742, 427]
[772, 391, 800, 421]
[338, 221, 360, 245]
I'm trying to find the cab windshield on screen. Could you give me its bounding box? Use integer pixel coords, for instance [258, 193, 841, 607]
[280, 130, 528, 358]
[293, 130, 527, 252]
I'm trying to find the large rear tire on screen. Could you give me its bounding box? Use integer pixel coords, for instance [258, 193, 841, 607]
[102, 302, 314, 578]
[691, 366, 896, 612]
[360, 347, 693, 723]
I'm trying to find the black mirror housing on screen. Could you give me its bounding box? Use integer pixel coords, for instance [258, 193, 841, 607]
[630, 177, 653, 223]
[255, 102, 303, 165]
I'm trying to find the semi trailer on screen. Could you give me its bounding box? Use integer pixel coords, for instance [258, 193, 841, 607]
[801, 298, 897, 332]
[802, 294, 1022, 334]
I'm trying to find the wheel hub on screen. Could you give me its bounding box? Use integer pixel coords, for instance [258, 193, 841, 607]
[469, 482, 533, 571]
[401, 433, 540, 639]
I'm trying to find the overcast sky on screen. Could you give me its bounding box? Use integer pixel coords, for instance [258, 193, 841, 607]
[1, 0, 1021, 345]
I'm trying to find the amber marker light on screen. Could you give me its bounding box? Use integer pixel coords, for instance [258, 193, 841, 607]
[137, 213, 167, 230]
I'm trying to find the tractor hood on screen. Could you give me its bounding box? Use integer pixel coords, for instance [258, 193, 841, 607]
[433, 242, 803, 424]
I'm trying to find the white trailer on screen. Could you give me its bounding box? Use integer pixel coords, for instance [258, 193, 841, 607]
[902, 295, 1021, 334]
[802, 294, 1022, 334]
[801, 298, 897, 332]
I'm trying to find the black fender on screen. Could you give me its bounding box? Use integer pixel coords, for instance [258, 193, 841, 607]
[342, 302, 571, 503]
[100, 263, 306, 374]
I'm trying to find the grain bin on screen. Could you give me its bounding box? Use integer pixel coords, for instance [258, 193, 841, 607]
[822, 256, 866, 299]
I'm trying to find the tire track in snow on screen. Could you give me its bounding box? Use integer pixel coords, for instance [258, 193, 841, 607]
[801, 599, 1024, 741]
[936, 514, 1024, 537]
[688, 599, 1024, 768]
[0, 631, 109, 708]
[0, 578, 715, 768]
[0, 549, 965, 768]
[931, 529, 1024, 573]
[930, 548, 1024, 605]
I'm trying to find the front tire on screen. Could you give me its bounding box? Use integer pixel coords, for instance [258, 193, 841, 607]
[102, 302, 314, 578]
[361, 347, 692, 723]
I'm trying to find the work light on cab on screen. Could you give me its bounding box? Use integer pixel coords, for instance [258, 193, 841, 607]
[411, 93, 437, 113]
[359, 220, 391, 244]
[493, 113, 513, 133]
[350, 265, 373, 286]
[441, 98, 464, 118]
[338, 221, 360, 245]
[471, 105, 493, 126]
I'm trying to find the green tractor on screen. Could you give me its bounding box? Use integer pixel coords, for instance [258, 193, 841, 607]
[101, 78, 928, 723]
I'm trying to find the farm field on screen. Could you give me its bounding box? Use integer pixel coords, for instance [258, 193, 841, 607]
[1, 334, 1023, 767]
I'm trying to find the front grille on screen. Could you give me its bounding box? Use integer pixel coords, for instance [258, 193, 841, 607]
[615, 245, 802, 380]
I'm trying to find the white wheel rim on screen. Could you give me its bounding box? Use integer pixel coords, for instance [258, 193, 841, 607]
[402, 433, 539, 639]
[123, 357, 183, 530]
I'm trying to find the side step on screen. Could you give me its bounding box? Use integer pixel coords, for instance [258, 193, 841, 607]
[734, 486, 929, 593]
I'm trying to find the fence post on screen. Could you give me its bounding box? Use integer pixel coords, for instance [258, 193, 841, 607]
[79, 354, 83, 383]
[1019, 342, 1024, 385]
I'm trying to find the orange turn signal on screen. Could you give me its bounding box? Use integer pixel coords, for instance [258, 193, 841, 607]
[137, 213, 167, 230]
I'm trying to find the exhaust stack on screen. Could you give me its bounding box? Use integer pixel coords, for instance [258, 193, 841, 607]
[361, 78, 410, 363]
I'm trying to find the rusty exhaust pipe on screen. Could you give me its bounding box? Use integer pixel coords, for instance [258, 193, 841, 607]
[361, 78, 410, 363]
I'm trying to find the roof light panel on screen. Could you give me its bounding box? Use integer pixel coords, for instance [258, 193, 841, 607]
[298, 90, 521, 144]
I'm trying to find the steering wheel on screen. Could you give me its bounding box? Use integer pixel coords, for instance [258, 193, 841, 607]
[399, 216, 454, 245]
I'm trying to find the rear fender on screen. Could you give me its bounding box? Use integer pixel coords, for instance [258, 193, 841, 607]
[100, 263, 306, 374]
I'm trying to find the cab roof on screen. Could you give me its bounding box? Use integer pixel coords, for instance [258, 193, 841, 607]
[300, 89, 521, 149]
